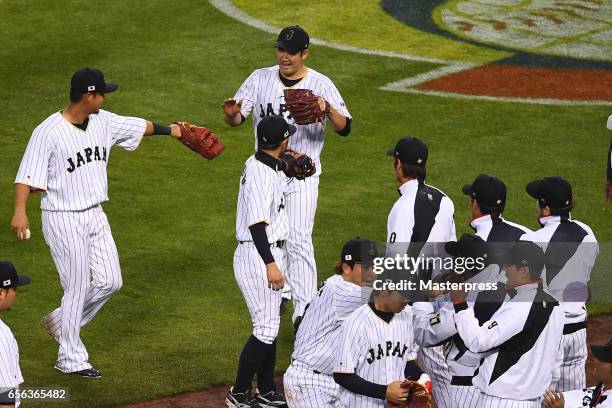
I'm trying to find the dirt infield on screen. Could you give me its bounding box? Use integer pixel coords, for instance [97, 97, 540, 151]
[117, 314, 611, 407]
[417, 66, 612, 101]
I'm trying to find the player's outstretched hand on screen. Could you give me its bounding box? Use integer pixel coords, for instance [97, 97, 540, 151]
[605, 180, 612, 202]
[222, 98, 243, 117]
[266, 262, 284, 291]
[543, 390, 564, 408]
[10, 212, 29, 241]
[386, 380, 409, 405]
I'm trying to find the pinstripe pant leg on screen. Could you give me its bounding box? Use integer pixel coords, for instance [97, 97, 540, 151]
[554, 329, 587, 392]
[285, 365, 338, 408]
[42, 211, 92, 372]
[79, 208, 122, 326]
[285, 175, 319, 322]
[234, 244, 284, 344]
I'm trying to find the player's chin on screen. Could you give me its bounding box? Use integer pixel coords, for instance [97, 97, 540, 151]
[279, 65, 295, 76]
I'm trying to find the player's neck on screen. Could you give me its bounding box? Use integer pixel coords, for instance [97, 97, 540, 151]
[63, 104, 90, 124]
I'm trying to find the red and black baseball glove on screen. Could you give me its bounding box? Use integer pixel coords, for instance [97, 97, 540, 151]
[283, 89, 330, 125]
[174, 121, 224, 160]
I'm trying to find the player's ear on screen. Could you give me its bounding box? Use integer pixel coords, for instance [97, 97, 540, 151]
[301, 49, 309, 61]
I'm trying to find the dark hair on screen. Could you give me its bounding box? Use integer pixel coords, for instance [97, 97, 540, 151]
[537, 200, 573, 216]
[334, 262, 344, 275]
[528, 267, 542, 281]
[395, 158, 426, 181]
[471, 198, 503, 217]
[70, 92, 84, 103]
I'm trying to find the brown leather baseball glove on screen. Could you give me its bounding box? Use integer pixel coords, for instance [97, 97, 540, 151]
[388, 381, 433, 408]
[280, 150, 316, 180]
[283, 89, 330, 125]
[174, 122, 224, 160]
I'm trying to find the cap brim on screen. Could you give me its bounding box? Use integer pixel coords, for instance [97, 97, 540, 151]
[286, 124, 297, 138]
[386, 147, 396, 157]
[525, 180, 543, 199]
[445, 241, 459, 256]
[103, 83, 119, 93]
[462, 184, 473, 196]
[274, 41, 300, 54]
[16, 275, 30, 287]
[591, 344, 612, 363]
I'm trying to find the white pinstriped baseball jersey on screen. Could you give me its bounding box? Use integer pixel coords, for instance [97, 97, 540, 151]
[235, 154, 289, 243]
[334, 304, 418, 408]
[15, 110, 146, 211]
[292, 275, 367, 374]
[0, 319, 23, 389]
[234, 65, 351, 162]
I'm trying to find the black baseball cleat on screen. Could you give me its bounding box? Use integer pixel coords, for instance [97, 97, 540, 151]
[55, 365, 102, 379]
[225, 387, 259, 408]
[255, 390, 288, 407]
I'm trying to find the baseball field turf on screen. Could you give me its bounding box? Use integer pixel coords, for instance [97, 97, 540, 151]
[1, 0, 611, 406]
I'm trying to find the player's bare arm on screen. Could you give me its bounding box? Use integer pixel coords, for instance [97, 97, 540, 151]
[10, 183, 31, 241]
[321, 99, 347, 132]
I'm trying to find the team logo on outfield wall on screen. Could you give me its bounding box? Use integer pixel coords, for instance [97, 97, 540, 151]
[381, 0, 612, 103]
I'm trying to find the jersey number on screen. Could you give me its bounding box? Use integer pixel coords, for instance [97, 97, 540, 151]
[389, 232, 397, 243]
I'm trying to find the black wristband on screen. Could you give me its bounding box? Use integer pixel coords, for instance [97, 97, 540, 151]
[152, 123, 172, 136]
[337, 117, 352, 137]
[453, 302, 468, 313]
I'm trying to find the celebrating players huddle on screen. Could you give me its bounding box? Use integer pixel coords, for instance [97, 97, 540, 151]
[3, 24, 611, 408]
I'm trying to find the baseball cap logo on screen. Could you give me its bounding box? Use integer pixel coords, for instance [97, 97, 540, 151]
[284, 130, 289, 138]
[285, 30, 295, 40]
[2, 279, 10, 286]
[87, 85, 95, 91]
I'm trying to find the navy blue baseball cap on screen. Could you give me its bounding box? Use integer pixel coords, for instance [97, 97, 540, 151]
[0, 261, 30, 290]
[257, 116, 296, 149]
[526, 176, 573, 211]
[387, 137, 428, 167]
[340, 237, 378, 267]
[275, 26, 310, 54]
[503, 241, 545, 275]
[70, 67, 118, 95]
[463, 174, 507, 212]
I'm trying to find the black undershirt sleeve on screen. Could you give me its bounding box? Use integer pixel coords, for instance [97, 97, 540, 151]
[336, 117, 352, 137]
[249, 222, 275, 264]
[333, 373, 387, 400]
[152, 123, 171, 136]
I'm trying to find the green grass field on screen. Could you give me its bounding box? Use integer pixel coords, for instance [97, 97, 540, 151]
[1, 1, 611, 406]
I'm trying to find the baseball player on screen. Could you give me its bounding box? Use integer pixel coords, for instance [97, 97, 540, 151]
[0, 262, 31, 408]
[605, 114, 612, 202]
[222, 25, 352, 328]
[386, 136, 456, 408]
[284, 237, 375, 408]
[412, 233, 492, 408]
[462, 173, 532, 313]
[227, 116, 296, 408]
[543, 338, 612, 408]
[10, 67, 190, 378]
[332, 276, 425, 408]
[452, 240, 565, 407]
[520, 177, 599, 392]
